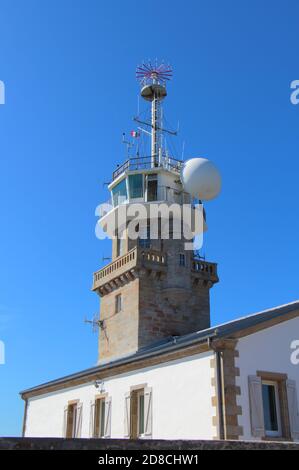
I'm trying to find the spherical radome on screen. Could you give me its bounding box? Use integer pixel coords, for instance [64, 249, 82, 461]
[181, 158, 221, 201]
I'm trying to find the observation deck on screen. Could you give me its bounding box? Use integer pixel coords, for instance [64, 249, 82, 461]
[112, 155, 184, 181]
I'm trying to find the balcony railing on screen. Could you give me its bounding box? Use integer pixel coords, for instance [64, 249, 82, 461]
[93, 248, 137, 288]
[191, 260, 218, 281]
[112, 156, 184, 180]
[92, 247, 167, 291]
[93, 249, 218, 293]
[140, 250, 166, 266]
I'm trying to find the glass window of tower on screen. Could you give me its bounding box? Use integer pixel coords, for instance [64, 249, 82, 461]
[129, 174, 143, 199]
[112, 179, 127, 206]
[147, 174, 158, 201]
[139, 220, 151, 249]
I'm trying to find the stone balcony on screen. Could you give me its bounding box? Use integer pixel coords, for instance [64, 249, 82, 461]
[191, 259, 219, 285]
[92, 247, 167, 296]
[93, 247, 218, 296]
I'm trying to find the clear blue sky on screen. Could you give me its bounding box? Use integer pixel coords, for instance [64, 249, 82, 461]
[0, 0, 298, 436]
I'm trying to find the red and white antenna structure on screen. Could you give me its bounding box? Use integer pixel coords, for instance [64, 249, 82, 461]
[136, 62, 173, 86]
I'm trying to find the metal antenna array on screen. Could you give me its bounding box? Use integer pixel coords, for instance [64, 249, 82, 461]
[84, 313, 101, 333]
[135, 61, 175, 166]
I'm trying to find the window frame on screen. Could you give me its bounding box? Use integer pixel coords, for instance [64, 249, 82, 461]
[262, 380, 282, 438]
[257, 371, 291, 441]
[146, 174, 158, 202]
[128, 174, 144, 200]
[94, 397, 106, 438]
[137, 389, 145, 437]
[138, 220, 151, 249]
[66, 400, 79, 438]
[129, 384, 147, 439]
[116, 229, 126, 258]
[179, 253, 186, 267]
[115, 294, 122, 314]
[112, 178, 128, 207]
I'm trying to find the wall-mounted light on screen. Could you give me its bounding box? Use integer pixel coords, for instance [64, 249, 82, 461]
[94, 379, 105, 393]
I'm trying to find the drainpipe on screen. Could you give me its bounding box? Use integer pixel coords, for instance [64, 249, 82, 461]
[22, 397, 28, 437]
[208, 337, 225, 440]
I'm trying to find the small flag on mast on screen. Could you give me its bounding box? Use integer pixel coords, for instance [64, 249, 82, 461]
[130, 130, 140, 138]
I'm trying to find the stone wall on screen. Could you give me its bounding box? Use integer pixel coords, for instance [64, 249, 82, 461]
[0, 437, 298, 450]
[98, 278, 140, 362]
[97, 237, 216, 362]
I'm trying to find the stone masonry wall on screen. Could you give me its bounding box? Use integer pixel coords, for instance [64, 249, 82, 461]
[97, 227, 215, 362]
[1, 437, 298, 450]
[98, 278, 140, 362]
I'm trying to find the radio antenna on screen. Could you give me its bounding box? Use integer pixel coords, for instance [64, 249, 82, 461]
[84, 313, 101, 333]
[135, 60, 173, 166]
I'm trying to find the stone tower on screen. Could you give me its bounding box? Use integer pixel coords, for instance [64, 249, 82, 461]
[92, 63, 219, 363]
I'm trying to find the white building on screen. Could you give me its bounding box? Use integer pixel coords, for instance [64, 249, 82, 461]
[21, 302, 299, 442]
[20, 63, 299, 442]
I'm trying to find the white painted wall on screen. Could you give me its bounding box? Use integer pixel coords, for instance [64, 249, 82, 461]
[236, 316, 299, 441]
[25, 351, 216, 439]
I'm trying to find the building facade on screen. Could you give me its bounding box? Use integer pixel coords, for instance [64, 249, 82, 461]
[22, 302, 299, 441]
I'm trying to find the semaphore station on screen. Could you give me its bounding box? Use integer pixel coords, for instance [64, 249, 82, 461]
[20, 63, 299, 443]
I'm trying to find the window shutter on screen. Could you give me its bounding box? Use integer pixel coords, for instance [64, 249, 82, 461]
[124, 392, 131, 438]
[89, 401, 96, 438]
[63, 406, 68, 438]
[75, 403, 83, 438]
[286, 379, 299, 440]
[144, 387, 153, 437]
[104, 397, 112, 438]
[248, 375, 265, 438]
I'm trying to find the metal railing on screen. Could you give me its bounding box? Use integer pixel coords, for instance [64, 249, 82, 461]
[112, 156, 184, 180]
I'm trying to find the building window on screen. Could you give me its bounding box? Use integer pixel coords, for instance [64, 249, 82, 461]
[116, 229, 126, 257]
[131, 389, 145, 438]
[262, 381, 282, 437]
[138, 221, 151, 249]
[249, 372, 292, 440]
[125, 386, 152, 439]
[179, 253, 186, 266]
[115, 294, 122, 313]
[64, 401, 82, 438]
[91, 396, 112, 438]
[116, 236, 121, 257]
[112, 178, 128, 207]
[129, 174, 144, 199]
[146, 174, 158, 201]
[137, 390, 145, 436]
[94, 398, 106, 438]
[66, 403, 77, 438]
[139, 238, 151, 249]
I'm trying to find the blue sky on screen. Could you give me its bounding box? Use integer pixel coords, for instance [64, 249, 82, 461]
[0, 0, 299, 436]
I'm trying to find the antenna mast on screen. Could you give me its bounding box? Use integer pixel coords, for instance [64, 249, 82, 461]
[136, 61, 173, 166]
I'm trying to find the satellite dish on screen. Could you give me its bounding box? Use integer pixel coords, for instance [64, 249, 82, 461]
[181, 157, 221, 201]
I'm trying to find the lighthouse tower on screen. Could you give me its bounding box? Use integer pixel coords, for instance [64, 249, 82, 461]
[92, 63, 219, 363]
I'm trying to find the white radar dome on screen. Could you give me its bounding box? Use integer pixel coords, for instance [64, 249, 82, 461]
[181, 157, 221, 201]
